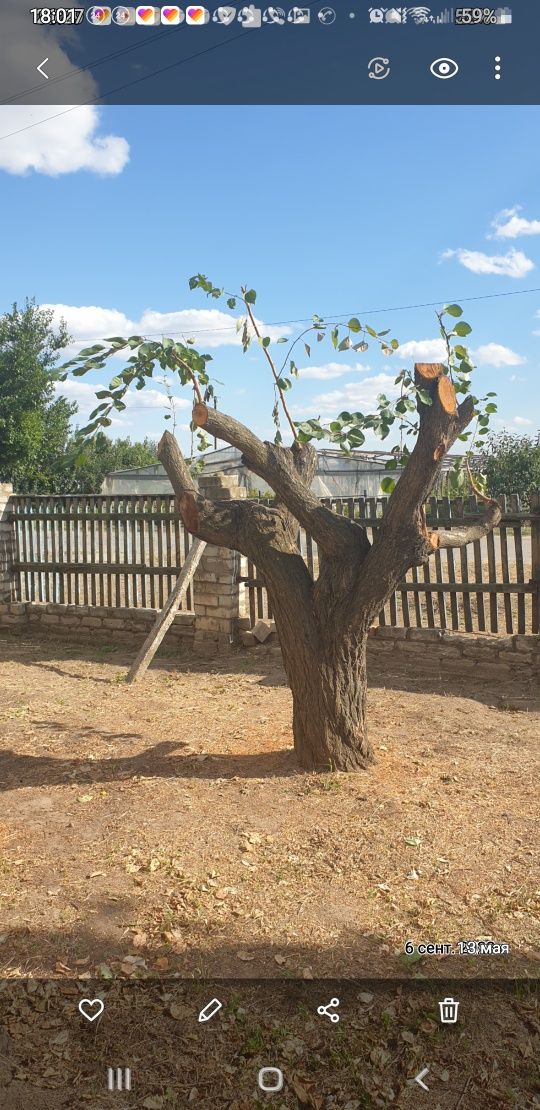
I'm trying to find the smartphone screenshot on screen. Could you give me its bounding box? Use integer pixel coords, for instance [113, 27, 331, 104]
[0, 1, 539, 1106]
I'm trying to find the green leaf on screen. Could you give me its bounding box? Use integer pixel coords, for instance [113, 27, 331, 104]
[244, 289, 257, 304]
[338, 337, 351, 352]
[226, 297, 237, 310]
[380, 477, 396, 494]
[485, 402, 497, 413]
[454, 321, 472, 337]
[330, 327, 339, 350]
[304, 343, 311, 358]
[348, 317, 361, 332]
[416, 389, 432, 406]
[276, 336, 288, 344]
[390, 338, 399, 350]
[444, 303, 463, 317]
[262, 336, 271, 348]
[365, 325, 377, 338]
[78, 344, 105, 357]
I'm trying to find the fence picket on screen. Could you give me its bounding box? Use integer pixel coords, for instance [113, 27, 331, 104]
[511, 494, 525, 634]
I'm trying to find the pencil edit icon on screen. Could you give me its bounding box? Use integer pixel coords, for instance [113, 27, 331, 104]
[198, 998, 223, 1022]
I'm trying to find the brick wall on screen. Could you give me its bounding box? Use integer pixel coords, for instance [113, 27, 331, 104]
[367, 625, 539, 681]
[0, 601, 195, 651]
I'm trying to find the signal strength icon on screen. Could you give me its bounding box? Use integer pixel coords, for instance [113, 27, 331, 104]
[435, 7, 453, 22]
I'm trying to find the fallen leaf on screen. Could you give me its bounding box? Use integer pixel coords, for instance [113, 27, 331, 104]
[236, 951, 255, 962]
[77, 794, 93, 803]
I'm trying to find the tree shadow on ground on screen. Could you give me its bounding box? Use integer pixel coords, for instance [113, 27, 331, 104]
[1, 896, 538, 981]
[0, 737, 300, 792]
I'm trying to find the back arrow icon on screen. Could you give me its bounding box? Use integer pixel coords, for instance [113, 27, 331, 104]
[37, 58, 49, 79]
[414, 1067, 430, 1091]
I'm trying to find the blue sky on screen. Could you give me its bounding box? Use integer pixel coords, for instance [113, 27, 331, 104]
[1, 103, 539, 456]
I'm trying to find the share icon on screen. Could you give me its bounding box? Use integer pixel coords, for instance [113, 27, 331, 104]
[317, 997, 340, 1023]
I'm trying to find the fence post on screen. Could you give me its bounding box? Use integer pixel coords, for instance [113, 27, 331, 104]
[192, 471, 246, 656]
[0, 483, 15, 603]
[530, 491, 540, 635]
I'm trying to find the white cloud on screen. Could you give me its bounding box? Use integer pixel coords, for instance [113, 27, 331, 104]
[56, 378, 190, 417]
[491, 206, 540, 240]
[512, 416, 533, 426]
[0, 106, 129, 176]
[0, 3, 128, 176]
[43, 303, 291, 357]
[297, 361, 372, 381]
[395, 338, 446, 362]
[442, 247, 534, 279]
[309, 373, 400, 416]
[510, 374, 527, 383]
[138, 308, 291, 348]
[473, 343, 526, 367]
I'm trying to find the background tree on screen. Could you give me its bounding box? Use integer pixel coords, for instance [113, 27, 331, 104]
[480, 430, 540, 507]
[0, 299, 76, 489]
[56, 277, 502, 773]
[50, 430, 158, 494]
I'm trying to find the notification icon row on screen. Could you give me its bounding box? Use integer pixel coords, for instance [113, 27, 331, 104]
[86, 5, 330, 24]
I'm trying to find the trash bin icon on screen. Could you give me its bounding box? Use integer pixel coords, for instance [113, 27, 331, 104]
[439, 997, 459, 1023]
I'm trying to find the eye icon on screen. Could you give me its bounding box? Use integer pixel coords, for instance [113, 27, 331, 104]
[430, 57, 459, 79]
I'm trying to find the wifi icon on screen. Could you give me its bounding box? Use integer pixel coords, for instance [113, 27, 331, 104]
[406, 6, 432, 22]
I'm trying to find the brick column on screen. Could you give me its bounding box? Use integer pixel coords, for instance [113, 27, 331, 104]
[0, 483, 15, 603]
[192, 472, 246, 656]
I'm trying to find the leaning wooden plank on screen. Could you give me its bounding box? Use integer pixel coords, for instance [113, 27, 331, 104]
[126, 538, 206, 684]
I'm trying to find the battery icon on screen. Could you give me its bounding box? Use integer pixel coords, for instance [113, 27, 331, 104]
[198, 998, 223, 1023]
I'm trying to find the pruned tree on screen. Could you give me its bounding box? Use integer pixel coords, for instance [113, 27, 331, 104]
[55, 280, 501, 772]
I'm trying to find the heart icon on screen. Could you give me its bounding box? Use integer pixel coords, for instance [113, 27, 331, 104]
[137, 6, 154, 20]
[162, 6, 176, 17]
[187, 6, 205, 20]
[78, 997, 105, 1023]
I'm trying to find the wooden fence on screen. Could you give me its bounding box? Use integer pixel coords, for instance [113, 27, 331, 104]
[9, 491, 540, 635]
[240, 492, 540, 636]
[11, 494, 194, 611]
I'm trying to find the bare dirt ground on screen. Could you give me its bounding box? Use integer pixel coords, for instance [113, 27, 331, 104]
[0, 633, 538, 983]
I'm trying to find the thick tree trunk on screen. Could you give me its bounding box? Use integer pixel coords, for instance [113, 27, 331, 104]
[271, 593, 372, 772]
